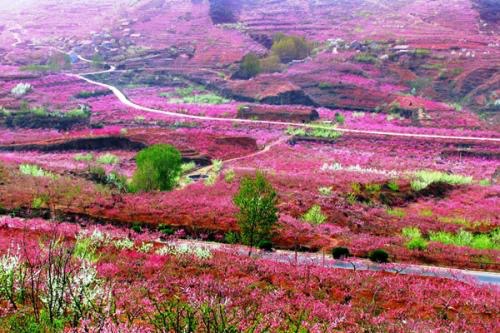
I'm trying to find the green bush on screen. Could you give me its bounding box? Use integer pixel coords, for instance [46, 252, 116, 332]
[19, 164, 55, 178]
[368, 249, 389, 263]
[271, 34, 313, 63]
[224, 169, 236, 183]
[332, 247, 350, 259]
[66, 105, 91, 119]
[131, 144, 182, 192]
[387, 181, 399, 192]
[106, 171, 128, 192]
[302, 205, 327, 225]
[158, 224, 175, 236]
[429, 229, 499, 250]
[387, 208, 405, 218]
[74, 153, 94, 162]
[411, 170, 473, 191]
[259, 54, 282, 73]
[334, 113, 345, 125]
[258, 240, 273, 251]
[402, 227, 428, 250]
[88, 166, 106, 182]
[131, 224, 143, 233]
[238, 53, 261, 79]
[353, 53, 378, 64]
[97, 153, 120, 165]
[318, 82, 333, 90]
[74, 90, 111, 99]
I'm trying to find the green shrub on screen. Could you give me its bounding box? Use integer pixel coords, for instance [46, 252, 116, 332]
[332, 247, 350, 259]
[402, 227, 428, 250]
[271, 34, 313, 63]
[420, 209, 433, 217]
[407, 237, 428, 251]
[74, 153, 94, 162]
[131, 224, 142, 233]
[19, 164, 55, 178]
[97, 153, 120, 165]
[302, 205, 327, 225]
[387, 181, 399, 192]
[318, 82, 333, 90]
[32, 196, 48, 209]
[353, 53, 377, 64]
[365, 183, 381, 193]
[88, 166, 106, 182]
[74, 90, 111, 99]
[224, 169, 236, 183]
[411, 170, 473, 191]
[368, 249, 389, 263]
[258, 240, 273, 251]
[387, 208, 405, 218]
[334, 113, 345, 125]
[479, 179, 491, 186]
[158, 224, 175, 235]
[106, 171, 128, 191]
[131, 144, 182, 192]
[414, 48, 431, 57]
[429, 229, 499, 250]
[238, 53, 261, 79]
[66, 105, 91, 118]
[259, 54, 282, 73]
[181, 162, 196, 173]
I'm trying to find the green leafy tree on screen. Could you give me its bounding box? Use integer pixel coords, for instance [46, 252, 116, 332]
[238, 53, 261, 79]
[271, 34, 312, 63]
[233, 171, 278, 255]
[131, 144, 182, 192]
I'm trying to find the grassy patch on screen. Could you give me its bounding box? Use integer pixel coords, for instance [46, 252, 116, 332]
[411, 170, 472, 191]
[19, 164, 56, 179]
[387, 208, 405, 218]
[353, 53, 378, 64]
[429, 229, 499, 250]
[286, 124, 342, 140]
[97, 153, 119, 165]
[402, 227, 428, 250]
[302, 205, 327, 225]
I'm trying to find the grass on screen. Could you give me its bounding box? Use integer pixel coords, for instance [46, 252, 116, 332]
[404, 227, 499, 250]
[19, 164, 56, 179]
[353, 53, 377, 64]
[166, 85, 230, 105]
[411, 170, 473, 191]
[180, 162, 196, 174]
[420, 209, 433, 217]
[286, 124, 342, 140]
[97, 153, 120, 165]
[429, 229, 499, 250]
[437, 216, 490, 228]
[74, 153, 94, 162]
[402, 227, 428, 250]
[387, 208, 405, 218]
[302, 205, 327, 225]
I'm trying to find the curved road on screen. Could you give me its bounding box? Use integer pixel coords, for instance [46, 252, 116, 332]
[173, 239, 500, 286]
[67, 71, 500, 143]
